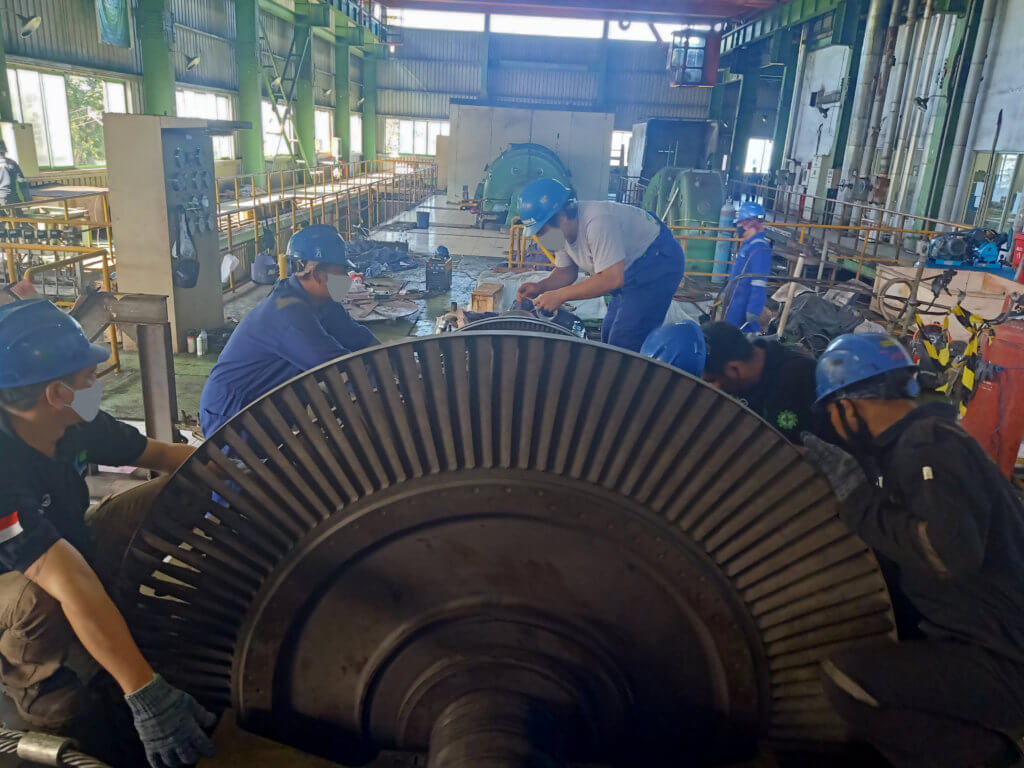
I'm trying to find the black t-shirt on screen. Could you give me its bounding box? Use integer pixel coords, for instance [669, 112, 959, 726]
[736, 339, 818, 443]
[0, 410, 148, 573]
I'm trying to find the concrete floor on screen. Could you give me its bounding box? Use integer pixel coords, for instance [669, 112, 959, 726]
[101, 195, 509, 423]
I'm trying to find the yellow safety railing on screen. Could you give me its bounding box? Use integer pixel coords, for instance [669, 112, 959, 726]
[217, 160, 438, 290]
[3, 243, 119, 373]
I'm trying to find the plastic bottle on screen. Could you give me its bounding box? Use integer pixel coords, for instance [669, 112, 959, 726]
[196, 329, 208, 357]
[186, 332, 197, 354]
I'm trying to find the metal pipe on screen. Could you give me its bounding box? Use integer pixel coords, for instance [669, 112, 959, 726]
[776, 255, 805, 337]
[885, 0, 936, 216]
[938, 0, 997, 221]
[839, 0, 893, 222]
[893, 13, 951, 215]
[860, 0, 906, 182]
[877, 0, 922, 177]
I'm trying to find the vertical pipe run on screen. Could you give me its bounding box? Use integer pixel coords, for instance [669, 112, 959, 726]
[938, 0, 996, 221]
[839, 0, 893, 222]
[878, 0, 921, 177]
[362, 54, 378, 161]
[335, 34, 351, 163]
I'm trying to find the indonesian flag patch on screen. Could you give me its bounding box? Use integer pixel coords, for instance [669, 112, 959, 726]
[0, 512, 24, 543]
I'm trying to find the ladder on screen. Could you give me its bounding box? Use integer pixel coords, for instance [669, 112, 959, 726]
[257, 14, 313, 171]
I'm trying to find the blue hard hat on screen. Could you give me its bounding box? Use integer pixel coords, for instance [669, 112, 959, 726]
[285, 224, 348, 266]
[518, 178, 574, 237]
[641, 320, 707, 377]
[734, 201, 765, 223]
[434, 246, 450, 259]
[0, 299, 109, 389]
[815, 333, 918, 403]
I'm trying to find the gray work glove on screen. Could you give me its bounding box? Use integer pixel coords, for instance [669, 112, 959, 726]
[801, 433, 868, 502]
[125, 674, 216, 768]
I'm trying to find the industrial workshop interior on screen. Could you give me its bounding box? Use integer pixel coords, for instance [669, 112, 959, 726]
[2, 0, 1024, 766]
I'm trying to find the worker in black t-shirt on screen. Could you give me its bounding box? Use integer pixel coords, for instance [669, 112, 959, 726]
[0, 299, 215, 768]
[700, 321, 818, 443]
[803, 333, 1024, 768]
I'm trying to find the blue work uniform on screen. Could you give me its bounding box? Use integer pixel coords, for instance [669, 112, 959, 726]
[199, 276, 377, 437]
[724, 231, 772, 332]
[602, 219, 685, 352]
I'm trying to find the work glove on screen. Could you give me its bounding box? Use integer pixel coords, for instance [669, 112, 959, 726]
[801, 433, 868, 502]
[125, 674, 216, 768]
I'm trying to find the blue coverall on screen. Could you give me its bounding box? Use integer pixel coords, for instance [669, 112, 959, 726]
[724, 231, 772, 332]
[199, 275, 377, 437]
[601, 220, 685, 352]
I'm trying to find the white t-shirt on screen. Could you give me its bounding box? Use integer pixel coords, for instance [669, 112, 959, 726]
[555, 201, 661, 275]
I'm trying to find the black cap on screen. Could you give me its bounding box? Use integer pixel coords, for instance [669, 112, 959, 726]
[701, 321, 754, 375]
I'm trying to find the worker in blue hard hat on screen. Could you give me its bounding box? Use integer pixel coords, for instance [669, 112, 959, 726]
[514, 178, 684, 352]
[0, 299, 216, 767]
[641, 320, 706, 377]
[199, 224, 378, 438]
[722, 200, 772, 333]
[802, 333, 1024, 768]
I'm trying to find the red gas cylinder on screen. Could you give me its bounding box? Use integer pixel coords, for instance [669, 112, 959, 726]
[960, 318, 1024, 478]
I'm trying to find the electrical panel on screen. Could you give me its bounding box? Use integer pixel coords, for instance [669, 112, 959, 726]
[161, 129, 217, 289]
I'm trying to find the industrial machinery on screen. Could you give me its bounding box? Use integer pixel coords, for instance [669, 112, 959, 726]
[474, 143, 572, 229]
[641, 167, 726, 276]
[457, 313, 577, 336]
[627, 119, 718, 183]
[927, 228, 1009, 271]
[117, 333, 895, 766]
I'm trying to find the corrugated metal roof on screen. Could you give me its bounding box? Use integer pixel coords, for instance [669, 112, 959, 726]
[5, 0, 142, 75]
[491, 68, 596, 105]
[379, 59, 478, 94]
[608, 40, 670, 72]
[378, 89, 450, 119]
[175, 26, 238, 90]
[313, 36, 334, 74]
[170, 0, 234, 40]
[394, 29, 483, 63]
[490, 34, 600, 65]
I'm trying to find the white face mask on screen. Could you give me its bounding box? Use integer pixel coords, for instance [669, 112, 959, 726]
[326, 272, 353, 302]
[537, 228, 566, 253]
[62, 380, 103, 422]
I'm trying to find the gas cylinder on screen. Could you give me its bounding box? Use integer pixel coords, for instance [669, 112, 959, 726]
[960, 318, 1024, 478]
[712, 200, 736, 286]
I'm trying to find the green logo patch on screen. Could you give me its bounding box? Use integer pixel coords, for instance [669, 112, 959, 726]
[777, 410, 798, 430]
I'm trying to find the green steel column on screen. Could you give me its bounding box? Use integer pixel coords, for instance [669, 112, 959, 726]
[334, 34, 351, 162]
[235, 0, 265, 174]
[136, 0, 177, 116]
[728, 66, 760, 179]
[829, 0, 865, 168]
[0, 13, 13, 122]
[294, 1, 316, 167]
[362, 52, 377, 160]
[770, 30, 798, 173]
[480, 15, 490, 99]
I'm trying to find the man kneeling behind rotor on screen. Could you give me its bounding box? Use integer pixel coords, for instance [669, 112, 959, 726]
[803, 333, 1024, 768]
[0, 299, 215, 767]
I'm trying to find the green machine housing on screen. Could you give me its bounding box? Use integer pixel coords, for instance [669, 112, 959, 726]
[642, 167, 725, 275]
[475, 142, 572, 229]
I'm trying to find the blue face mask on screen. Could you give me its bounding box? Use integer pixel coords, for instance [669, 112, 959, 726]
[62, 380, 103, 422]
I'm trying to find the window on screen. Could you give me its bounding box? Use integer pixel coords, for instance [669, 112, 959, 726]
[262, 100, 295, 157]
[490, 14, 604, 38]
[668, 32, 709, 85]
[315, 108, 332, 154]
[65, 76, 127, 167]
[385, 118, 448, 156]
[744, 138, 773, 174]
[610, 130, 631, 166]
[608, 22, 707, 42]
[388, 9, 485, 31]
[175, 87, 235, 159]
[350, 113, 363, 156]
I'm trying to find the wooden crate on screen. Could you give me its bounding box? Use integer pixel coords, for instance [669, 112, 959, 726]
[471, 283, 503, 313]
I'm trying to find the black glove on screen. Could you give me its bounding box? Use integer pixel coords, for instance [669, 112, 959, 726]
[125, 674, 216, 768]
[801, 433, 868, 502]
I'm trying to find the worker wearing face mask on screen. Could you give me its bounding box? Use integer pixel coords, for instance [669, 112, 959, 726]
[514, 178, 684, 352]
[199, 224, 378, 437]
[802, 333, 1024, 768]
[722, 201, 772, 333]
[0, 299, 214, 768]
